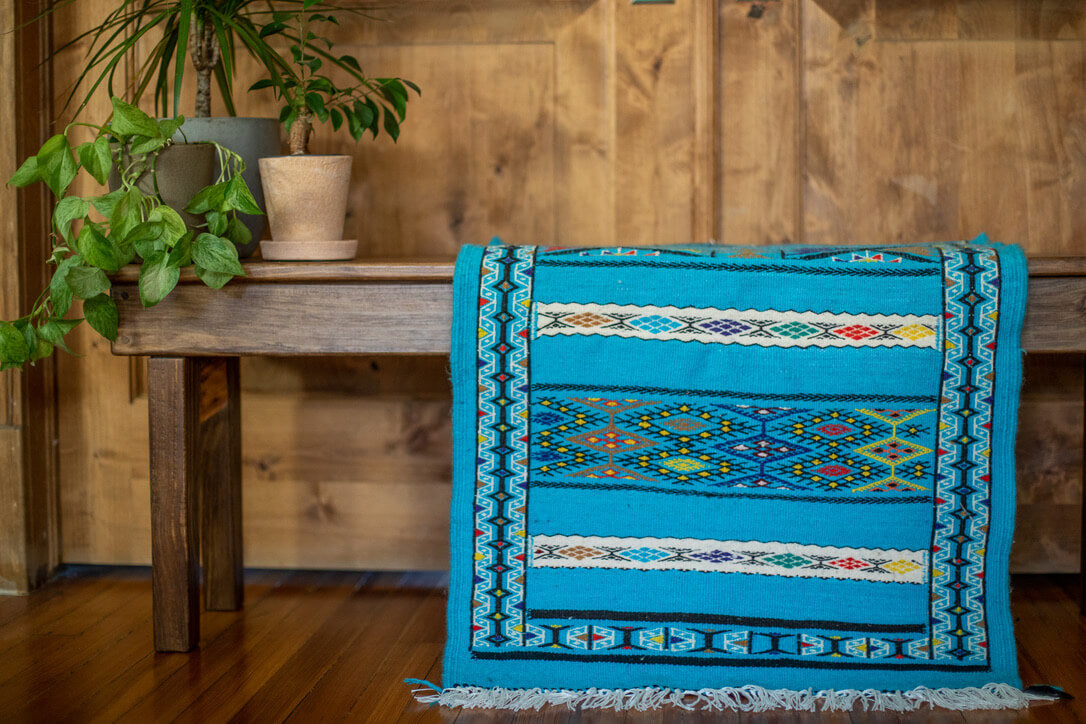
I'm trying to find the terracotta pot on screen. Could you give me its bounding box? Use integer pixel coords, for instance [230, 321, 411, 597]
[257, 154, 357, 261]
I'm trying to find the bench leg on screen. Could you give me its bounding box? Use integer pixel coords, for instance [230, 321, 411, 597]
[148, 357, 200, 652]
[197, 357, 244, 611]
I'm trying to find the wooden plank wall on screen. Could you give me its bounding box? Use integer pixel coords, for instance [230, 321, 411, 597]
[0, 0, 59, 594]
[46, 0, 1084, 573]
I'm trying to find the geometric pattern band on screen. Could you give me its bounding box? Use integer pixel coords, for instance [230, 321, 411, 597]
[928, 246, 999, 662]
[531, 535, 928, 584]
[471, 245, 535, 648]
[536, 302, 940, 348]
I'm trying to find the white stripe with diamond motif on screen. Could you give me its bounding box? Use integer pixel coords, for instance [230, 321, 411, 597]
[530, 534, 928, 584]
[535, 302, 939, 348]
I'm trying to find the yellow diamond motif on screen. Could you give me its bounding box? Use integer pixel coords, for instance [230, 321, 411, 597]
[894, 324, 935, 340]
[885, 559, 922, 575]
[660, 457, 711, 473]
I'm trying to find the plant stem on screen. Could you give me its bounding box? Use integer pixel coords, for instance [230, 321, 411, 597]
[189, 13, 221, 118]
[291, 9, 312, 154]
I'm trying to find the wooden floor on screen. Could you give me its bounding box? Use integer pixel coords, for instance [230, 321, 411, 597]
[0, 568, 1082, 723]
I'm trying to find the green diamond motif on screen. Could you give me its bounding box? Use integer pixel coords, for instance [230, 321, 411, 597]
[764, 552, 811, 569]
[769, 321, 820, 339]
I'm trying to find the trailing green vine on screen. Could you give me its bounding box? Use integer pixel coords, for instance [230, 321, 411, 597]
[1, 97, 260, 370]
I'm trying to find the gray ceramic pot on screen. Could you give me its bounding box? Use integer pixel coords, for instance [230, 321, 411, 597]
[109, 143, 217, 230]
[172, 117, 282, 257]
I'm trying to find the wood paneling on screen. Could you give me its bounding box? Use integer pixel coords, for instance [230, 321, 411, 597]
[0, 0, 60, 594]
[50, 0, 1086, 574]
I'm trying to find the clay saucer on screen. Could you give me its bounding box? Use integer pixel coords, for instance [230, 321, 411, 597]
[259, 239, 359, 261]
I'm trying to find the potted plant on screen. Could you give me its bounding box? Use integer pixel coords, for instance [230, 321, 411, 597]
[0, 98, 259, 369]
[252, 6, 419, 260]
[44, 0, 383, 256]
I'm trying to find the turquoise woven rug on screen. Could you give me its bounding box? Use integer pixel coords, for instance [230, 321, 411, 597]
[418, 236, 1044, 713]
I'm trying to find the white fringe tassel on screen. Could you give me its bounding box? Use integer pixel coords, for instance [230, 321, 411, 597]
[408, 681, 1053, 713]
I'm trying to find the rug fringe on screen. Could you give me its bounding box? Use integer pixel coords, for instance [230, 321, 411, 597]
[406, 681, 1055, 712]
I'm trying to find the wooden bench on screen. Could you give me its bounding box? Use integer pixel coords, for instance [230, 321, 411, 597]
[110, 257, 1086, 652]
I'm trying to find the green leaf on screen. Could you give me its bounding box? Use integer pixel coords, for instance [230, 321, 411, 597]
[194, 263, 233, 290]
[402, 79, 421, 95]
[258, 22, 287, 39]
[0, 322, 31, 368]
[305, 92, 328, 122]
[224, 176, 263, 215]
[78, 222, 129, 272]
[330, 108, 343, 131]
[158, 115, 186, 140]
[383, 111, 401, 142]
[110, 97, 161, 138]
[110, 188, 144, 243]
[338, 54, 362, 74]
[37, 133, 78, 197]
[354, 100, 376, 130]
[65, 264, 111, 299]
[130, 135, 171, 155]
[308, 77, 334, 94]
[49, 255, 80, 318]
[83, 294, 119, 342]
[167, 230, 194, 267]
[206, 210, 228, 236]
[54, 196, 90, 243]
[90, 189, 125, 218]
[223, 215, 252, 250]
[185, 182, 226, 214]
[138, 252, 180, 307]
[30, 336, 53, 362]
[193, 233, 245, 276]
[380, 80, 408, 121]
[38, 317, 80, 347]
[8, 156, 40, 188]
[124, 220, 166, 260]
[345, 107, 362, 142]
[249, 78, 277, 91]
[77, 137, 112, 185]
[148, 205, 187, 243]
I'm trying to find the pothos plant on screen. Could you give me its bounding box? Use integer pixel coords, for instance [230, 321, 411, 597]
[250, 3, 419, 155]
[0, 98, 260, 370]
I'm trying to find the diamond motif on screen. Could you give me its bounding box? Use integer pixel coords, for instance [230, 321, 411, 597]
[628, 314, 684, 333]
[659, 456, 710, 473]
[769, 321, 820, 339]
[856, 437, 930, 465]
[622, 547, 670, 563]
[568, 427, 658, 452]
[564, 312, 611, 327]
[764, 552, 811, 569]
[833, 324, 880, 340]
[697, 318, 752, 336]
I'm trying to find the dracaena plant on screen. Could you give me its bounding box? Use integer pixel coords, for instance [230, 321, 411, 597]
[250, 3, 419, 154]
[0, 98, 260, 370]
[43, 0, 386, 119]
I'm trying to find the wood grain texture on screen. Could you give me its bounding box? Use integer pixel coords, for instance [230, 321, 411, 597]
[147, 357, 200, 651]
[197, 357, 243, 611]
[51, 0, 1086, 579]
[0, 567, 1083, 721]
[719, 0, 799, 244]
[111, 271, 1086, 356]
[803, 0, 1086, 254]
[111, 283, 454, 355]
[0, 0, 59, 594]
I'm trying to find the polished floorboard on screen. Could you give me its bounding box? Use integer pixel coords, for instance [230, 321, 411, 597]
[0, 567, 1082, 723]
